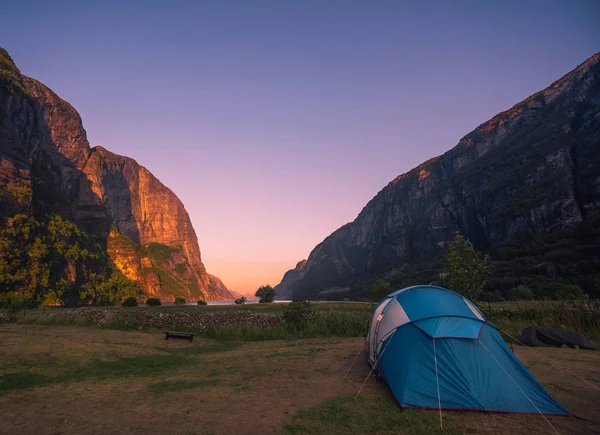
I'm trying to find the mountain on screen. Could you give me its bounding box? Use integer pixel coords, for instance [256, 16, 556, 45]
[273, 260, 307, 300]
[0, 47, 231, 302]
[283, 52, 600, 300]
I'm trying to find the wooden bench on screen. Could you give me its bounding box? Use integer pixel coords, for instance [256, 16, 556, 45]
[164, 331, 196, 342]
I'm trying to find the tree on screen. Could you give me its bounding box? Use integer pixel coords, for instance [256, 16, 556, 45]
[255, 285, 275, 303]
[367, 279, 392, 302]
[234, 296, 246, 305]
[443, 232, 489, 302]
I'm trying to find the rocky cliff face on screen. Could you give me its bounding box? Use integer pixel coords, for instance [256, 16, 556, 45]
[273, 260, 306, 299]
[286, 52, 600, 300]
[0, 47, 231, 301]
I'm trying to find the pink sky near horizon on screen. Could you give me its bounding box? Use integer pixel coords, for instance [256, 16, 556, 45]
[1, 1, 598, 295]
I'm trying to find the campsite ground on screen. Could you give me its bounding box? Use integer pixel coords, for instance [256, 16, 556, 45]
[1, 324, 599, 435]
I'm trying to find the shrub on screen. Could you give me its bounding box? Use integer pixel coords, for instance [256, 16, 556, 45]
[122, 297, 138, 307]
[146, 297, 161, 307]
[197, 300, 208, 305]
[255, 285, 275, 303]
[0, 293, 40, 312]
[174, 297, 186, 305]
[283, 300, 312, 325]
[42, 291, 62, 306]
[508, 285, 534, 301]
[554, 284, 585, 300]
[234, 296, 246, 305]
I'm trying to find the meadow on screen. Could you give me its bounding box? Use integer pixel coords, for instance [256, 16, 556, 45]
[1, 301, 599, 434]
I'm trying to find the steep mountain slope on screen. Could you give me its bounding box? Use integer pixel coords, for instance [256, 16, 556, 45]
[0, 47, 231, 302]
[273, 260, 306, 299]
[286, 52, 600, 300]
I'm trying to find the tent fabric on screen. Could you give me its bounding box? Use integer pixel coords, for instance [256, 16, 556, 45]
[413, 316, 483, 339]
[519, 326, 596, 350]
[368, 285, 570, 415]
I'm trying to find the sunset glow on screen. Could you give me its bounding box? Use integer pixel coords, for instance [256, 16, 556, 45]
[2, 1, 598, 294]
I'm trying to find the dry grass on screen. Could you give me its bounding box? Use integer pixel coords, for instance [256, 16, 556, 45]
[0, 324, 599, 435]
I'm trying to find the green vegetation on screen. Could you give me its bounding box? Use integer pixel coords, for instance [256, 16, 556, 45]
[485, 213, 600, 300]
[443, 232, 489, 301]
[197, 300, 207, 305]
[367, 279, 392, 302]
[347, 213, 600, 303]
[234, 296, 247, 305]
[484, 302, 600, 341]
[0, 213, 139, 306]
[283, 395, 458, 435]
[147, 378, 220, 393]
[146, 242, 180, 261]
[146, 297, 161, 306]
[174, 297, 186, 305]
[0, 293, 40, 312]
[283, 300, 313, 325]
[255, 284, 275, 303]
[0, 47, 31, 97]
[508, 285, 534, 301]
[203, 310, 369, 341]
[0, 341, 237, 393]
[122, 297, 138, 307]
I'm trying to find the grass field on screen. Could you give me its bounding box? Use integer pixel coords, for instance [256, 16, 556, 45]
[1, 324, 599, 435]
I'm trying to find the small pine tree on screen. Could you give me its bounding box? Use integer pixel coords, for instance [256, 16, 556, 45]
[443, 232, 489, 302]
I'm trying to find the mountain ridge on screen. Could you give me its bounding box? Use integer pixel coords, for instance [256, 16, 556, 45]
[0, 47, 231, 302]
[283, 51, 600, 300]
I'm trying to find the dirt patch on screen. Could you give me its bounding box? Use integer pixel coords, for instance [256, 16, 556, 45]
[1, 325, 599, 434]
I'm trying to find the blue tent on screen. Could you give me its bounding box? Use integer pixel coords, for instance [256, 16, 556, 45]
[367, 285, 570, 415]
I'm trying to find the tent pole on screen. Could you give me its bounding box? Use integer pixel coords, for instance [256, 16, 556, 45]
[479, 339, 560, 435]
[500, 329, 600, 392]
[355, 329, 396, 399]
[433, 338, 443, 429]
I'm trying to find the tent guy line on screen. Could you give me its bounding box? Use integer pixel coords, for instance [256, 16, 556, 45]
[500, 329, 600, 392]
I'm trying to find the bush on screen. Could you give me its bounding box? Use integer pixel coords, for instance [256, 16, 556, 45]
[283, 300, 313, 325]
[174, 297, 186, 305]
[508, 285, 534, 301]
[122, 297, 138, 307]
[234, 296, 246, 305]
[554, 284, 585, 301]
[146, 297, 161, 307]
[196, 300, 208, 305]
[0, 293, 40, 312]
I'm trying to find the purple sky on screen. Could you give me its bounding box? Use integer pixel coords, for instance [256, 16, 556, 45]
[2, 1, 599, 294]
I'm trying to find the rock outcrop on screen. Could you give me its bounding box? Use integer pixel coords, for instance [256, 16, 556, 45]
[0, 47, 231, 301]
[273, 260, 306, 299]
[285, 52, 600, 300]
